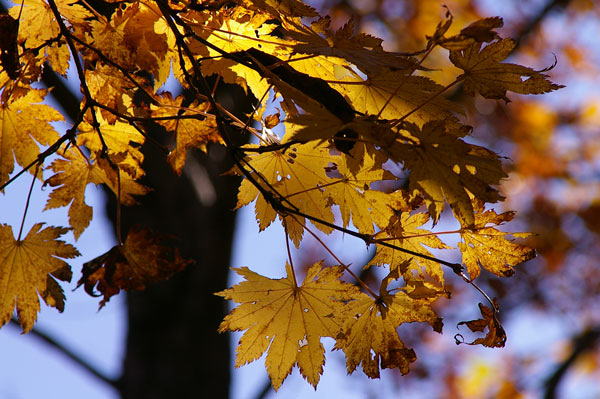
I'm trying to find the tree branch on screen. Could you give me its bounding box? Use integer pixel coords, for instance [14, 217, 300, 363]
[9, 318, 120, 390]
[513, 0, 572, 48]
[543, 326, 600, 399]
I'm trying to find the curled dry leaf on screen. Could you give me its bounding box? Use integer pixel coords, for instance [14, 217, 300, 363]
[455, 302, 506, 348]
[77, 226, 193, 308]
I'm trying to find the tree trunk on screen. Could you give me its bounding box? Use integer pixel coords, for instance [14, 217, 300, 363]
[117, 150, 238, 398]
[112, 85, 252, 399]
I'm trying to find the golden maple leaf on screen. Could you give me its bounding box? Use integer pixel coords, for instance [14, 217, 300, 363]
[0, 89, 63, 185]
[328, 69, 460, 126]
[247, 0, 318, 18]
[449, 38, 564, 102]
[334, 286, 442, 378]
[152, 93, 222, 174]
[45, 147, 149, 239]
[76, 111, 145, 179]
[192, 9, 281, 97]
[370, 212, 450, 284]
[217, 262, 359, 389]
[459, 205, 536, 279]
[323, 153, 396, 234]
[0, 223, 79, 332]
[393, 120, 507, 226]
[10, 0, 92, 49]
[290, 17, 419, 76]
[237, 142, 334, 245]
[84, 65, 138, 125]
[86, 2, 173, 86]
[77, 226, 193, 308]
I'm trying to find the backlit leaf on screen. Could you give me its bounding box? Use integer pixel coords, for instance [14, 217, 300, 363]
[217, 262, 359, 389]
[45, 147, 149, 239]
[335, 288, 441, 378]
[0, 223, 79, 332]
[459, 205, 535, 279]
[0, 89, 63, 185]
[450, 38, 564, 102]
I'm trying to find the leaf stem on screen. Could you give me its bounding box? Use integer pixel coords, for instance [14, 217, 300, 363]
[17, 165, 39, 242]
[391, 79, 460, 127]
[459, 271, 498, 313]
[282, 218, 298, 287]
[292, 213, 377, 298]
[376, 46, 436, 119]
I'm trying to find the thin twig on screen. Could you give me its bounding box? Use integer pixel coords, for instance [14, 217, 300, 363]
[8, 318, 120, 390]
[543, 326, 600, 399]
[291, 213, 377, 298]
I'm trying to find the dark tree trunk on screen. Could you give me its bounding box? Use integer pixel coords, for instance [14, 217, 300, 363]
[112, 85, 252, 399]
[116, 144, 239, 399]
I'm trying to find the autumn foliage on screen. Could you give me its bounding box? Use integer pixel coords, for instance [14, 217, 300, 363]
[0, 0, 563, 391]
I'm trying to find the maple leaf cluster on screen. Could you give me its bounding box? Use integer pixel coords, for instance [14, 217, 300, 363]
[0, 0, 560, 389]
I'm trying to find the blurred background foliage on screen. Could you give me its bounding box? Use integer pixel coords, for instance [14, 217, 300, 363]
[301, 0, 600, 398]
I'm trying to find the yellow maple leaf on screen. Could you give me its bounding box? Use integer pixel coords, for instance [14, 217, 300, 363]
[449, 38, 564, 102]
[0, 223, 79, 332]
[192, 9, 281, 97]
[328, 69, 460, 126]
[85, 65, 138, 124]
[323, 153, 395, 234]
[45, 147, 149, 239]
[43, 42, 70, 76]
[392, 120, 507, 226]
[370, 212, 450, 284]
[201, 11, 276, 54]
[77, 226, 193, 308]
[237, 142, 334, 245]
[217, 262, 359, 389]
[334, 288, 441, 378]
[76, 111, 145, 179]
[0, 89, 63, 185]
[291, 17, 419, 76]
[459, 205, 535, 279]
[10, 0, 92, 49]
[87, 2, 173, 87]
[152, 93, 222, 174]
[248, 0, 318, 18]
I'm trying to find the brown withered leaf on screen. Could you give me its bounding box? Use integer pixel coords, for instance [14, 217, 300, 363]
[455, 302, 506, 348]
[263, 112, 280, 129]
[77, 226, 193, 308]
[440, 17, 503, 50]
